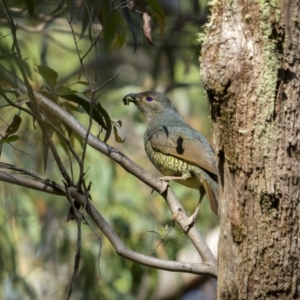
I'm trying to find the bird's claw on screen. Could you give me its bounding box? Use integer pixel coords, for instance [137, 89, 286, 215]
[185, 213, 198, 230]
[170, 209, 197, 232]
[171, 210, 182, 223]
[158, 175, 188, 193]
[158, 176, 171, 193]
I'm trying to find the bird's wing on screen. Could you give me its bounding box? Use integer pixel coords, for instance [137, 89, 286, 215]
[149, 126, 219, 176]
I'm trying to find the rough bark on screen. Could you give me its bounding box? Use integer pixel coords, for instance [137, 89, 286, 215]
[200, 0, 300, 299]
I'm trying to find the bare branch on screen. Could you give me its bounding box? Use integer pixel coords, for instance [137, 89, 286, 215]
[0, 170, 217, 277]
[0, 65, 217, 274]
[40, 91, 217, 265]
[65, 185, 83, 300]
[0, 171, 64, 195]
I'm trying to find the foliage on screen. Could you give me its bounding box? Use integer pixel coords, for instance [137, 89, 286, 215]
[0, 0, 216, 299]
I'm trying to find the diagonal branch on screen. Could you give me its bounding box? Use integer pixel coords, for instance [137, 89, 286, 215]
[0, 65, 217, 273]
[0, 170, 217, 277]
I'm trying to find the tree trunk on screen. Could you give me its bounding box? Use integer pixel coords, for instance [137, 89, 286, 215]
[200, 1, 300, 299]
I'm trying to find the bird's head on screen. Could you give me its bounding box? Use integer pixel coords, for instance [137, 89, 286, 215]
[123, 91, 179, 124]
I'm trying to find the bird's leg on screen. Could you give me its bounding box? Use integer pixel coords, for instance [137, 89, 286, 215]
[186, 187, 205, 228]
[158, 172, 192, 193]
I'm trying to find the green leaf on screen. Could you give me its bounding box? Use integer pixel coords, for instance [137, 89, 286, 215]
[50, 0, 72, 15]
[148, 0, 165, 38]
[60, 94, 107, 131]
[40, 91, 58, 103]
[58, 91, 114, 141]
[77, 81, 90, 86]
[24, 0, 35, 15]
[80, 0, 92, 39]
[56, 86, 74, 95]
[121, 4, 138, 52]
[95, 103, 112, 142]
[43, 137, 50, 173]
[51, 3, 64, 14]
[41, 121, 55, 173]
[5, 115, 22, 136]
[37, 65, 58, 86]
[5, 135, 20, 142]
[2, 135, 20, 145]
[101, 1, 127, 51]
[18, 58, 33, 81]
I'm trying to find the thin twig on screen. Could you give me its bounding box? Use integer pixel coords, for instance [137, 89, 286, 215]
[60, 0, 94, 189]
[93, 73, 120, 94]
[148, 223, 175, 256]
[80, 214, 103, 275]
[60, 1, 118, 191]
[0, 169, 218, 277]
[80, 8, 114, 61]
[65, 185, 82, 300]
[1, 89, 82, 167]
[1, 2, 74, 186]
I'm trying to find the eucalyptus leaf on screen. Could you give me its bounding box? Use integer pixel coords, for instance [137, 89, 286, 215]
[37, 65, 58, 86]
[63, 95, 106, 128]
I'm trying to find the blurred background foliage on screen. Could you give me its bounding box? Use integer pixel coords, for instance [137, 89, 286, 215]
[0, 0, 218, 299]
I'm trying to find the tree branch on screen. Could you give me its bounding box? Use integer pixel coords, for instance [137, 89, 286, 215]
[0, 65, 218, 274]
[0, 170, 217, 277]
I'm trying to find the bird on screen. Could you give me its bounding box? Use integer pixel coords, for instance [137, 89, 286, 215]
[123, 91, 219, 225]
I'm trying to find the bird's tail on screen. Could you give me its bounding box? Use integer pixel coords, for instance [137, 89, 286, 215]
[195, 167, 219, 216]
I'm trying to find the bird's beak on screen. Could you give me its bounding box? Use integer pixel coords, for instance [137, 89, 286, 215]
[123, 93, 138, 106]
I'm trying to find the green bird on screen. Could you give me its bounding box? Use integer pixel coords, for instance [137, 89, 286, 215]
[123, 91, 219, 223]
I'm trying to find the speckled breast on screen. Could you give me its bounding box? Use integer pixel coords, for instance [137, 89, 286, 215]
[144, 140, 201, 190]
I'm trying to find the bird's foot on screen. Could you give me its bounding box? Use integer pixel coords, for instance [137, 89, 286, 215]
[171, 209, 182, 223]
[158, 172, 193, 193]
[184, 200, 202, 230]
[158, 176, 171, 193]
[158, 175, 184, 192]
[170, 209, 197, 232]
[185, 213, 198, 230]
[158, 175, 181, 182]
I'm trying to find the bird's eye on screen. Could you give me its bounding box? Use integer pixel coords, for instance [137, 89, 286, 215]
[146, 96, 153, 102]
